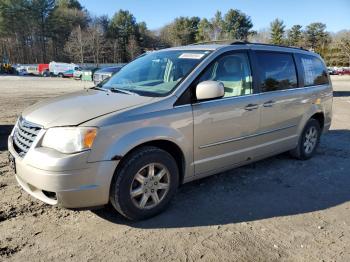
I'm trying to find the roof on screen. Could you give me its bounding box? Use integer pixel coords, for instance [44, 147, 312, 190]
[164, 40, 313, 55]
[162, 44, 222, 51]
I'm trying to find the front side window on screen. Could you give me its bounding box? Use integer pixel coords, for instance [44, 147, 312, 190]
[298, 54, 329, 86]
[197, 52, 253, 97]
[102, 50, 211, 96]
[256, 52, 297, 92]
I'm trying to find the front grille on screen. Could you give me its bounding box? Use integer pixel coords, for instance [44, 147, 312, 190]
[12, 117, 41, 157]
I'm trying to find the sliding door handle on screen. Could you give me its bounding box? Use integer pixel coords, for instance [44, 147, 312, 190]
[263, 100, 275, 107]
[245, 104, 259, 111]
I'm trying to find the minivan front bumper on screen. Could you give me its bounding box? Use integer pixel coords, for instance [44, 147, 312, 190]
[8, 135, 117, 208]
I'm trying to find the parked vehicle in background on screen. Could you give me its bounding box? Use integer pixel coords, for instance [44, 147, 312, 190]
[0, 63, 13, 74]
[62, 66, 82, 78]
[49, 62, 79, 77]
[93, 65, 124, 85]
[17, 68, 28, 76]
[26, 65, 39, 75]
[73, 68, 83, 79]
[81, 67, 99, 81]
[8, 42, 333, 221]
[42, 69, 50, 77]
[338, 67, 350, 75]
[38, 64, 49, 76]
[13, 65, 28, 75]
[328, 67, 338, 75]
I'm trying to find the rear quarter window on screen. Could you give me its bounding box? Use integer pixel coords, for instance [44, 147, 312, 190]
[297, 54, 329, 86]
[255, 52, 298, 92]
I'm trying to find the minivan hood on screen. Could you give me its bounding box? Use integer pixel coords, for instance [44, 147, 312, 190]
[22, 89, 154, 128]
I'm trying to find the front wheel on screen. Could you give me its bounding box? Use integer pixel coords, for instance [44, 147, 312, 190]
[110, 146, 179, 220]
[290, 119, 321, 160]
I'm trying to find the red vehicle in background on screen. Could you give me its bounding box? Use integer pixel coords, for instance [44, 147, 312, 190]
[38, 64, 49, 76]
[338, 68, 350, 75]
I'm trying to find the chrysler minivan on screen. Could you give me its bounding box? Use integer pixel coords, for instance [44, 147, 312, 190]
[8, 42, 332, 220]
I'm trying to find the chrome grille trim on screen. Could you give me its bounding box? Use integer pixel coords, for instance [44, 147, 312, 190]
[17, 119, 40, 136]
[12, 117, 42, 157]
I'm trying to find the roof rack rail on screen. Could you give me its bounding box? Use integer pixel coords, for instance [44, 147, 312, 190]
[238, 42, 308, 51]
[189, 39, 246, 45]
[189, 40, 309, 51]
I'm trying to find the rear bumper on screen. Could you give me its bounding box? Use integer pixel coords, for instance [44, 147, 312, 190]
[8, 135, 118, 208]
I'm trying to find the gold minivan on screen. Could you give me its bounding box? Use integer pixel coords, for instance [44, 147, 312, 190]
[8, 42, 332, 220]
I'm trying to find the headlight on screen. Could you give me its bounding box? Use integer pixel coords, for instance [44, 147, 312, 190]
[42, 127, 98, 154]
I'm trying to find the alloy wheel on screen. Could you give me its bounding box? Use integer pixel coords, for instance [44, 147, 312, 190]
[130, 163, 170, 209]
[303, 126, 318, 154]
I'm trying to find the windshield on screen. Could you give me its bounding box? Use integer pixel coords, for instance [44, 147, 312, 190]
[101, 50, 211, 96]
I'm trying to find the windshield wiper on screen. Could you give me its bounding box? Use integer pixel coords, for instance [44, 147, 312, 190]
[91, 86, 108, 92]
[109, 87, 139, 96]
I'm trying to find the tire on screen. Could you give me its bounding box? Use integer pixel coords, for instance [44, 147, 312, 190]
[58, 73, 63, 78]
[290, 118, 321, 160]
[110, 146, 179, 220]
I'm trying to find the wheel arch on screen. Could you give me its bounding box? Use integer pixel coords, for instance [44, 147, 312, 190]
[310, 112, 325, 130]
[297, 104, 326, 137]
[112, 139, 187, 185]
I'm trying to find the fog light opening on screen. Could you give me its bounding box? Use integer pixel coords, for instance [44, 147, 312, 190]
[42, 190, 57, 200]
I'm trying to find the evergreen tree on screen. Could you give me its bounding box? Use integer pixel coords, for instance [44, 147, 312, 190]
[30, 0, 55, 62]
[304, 22, 330, 51]
[108, 9, 139, 62]
[287, 24, 303, 46]
[223, 9, 253, 40]
[196, 18, 212, 42]
[211, 11, 224, 40]
[270, 18, 285, 45]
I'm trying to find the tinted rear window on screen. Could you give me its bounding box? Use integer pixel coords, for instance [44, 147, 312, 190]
[256, 52, 298, 92]
[298, 54, 329, 86]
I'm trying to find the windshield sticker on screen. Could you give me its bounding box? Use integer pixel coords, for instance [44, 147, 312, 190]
[179, 53, 205, 59]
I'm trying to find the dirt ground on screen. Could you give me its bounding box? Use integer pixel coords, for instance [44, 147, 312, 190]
[0, 75, 350, 262]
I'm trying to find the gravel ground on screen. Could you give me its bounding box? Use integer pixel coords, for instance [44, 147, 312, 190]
[0, 75, 350, 262]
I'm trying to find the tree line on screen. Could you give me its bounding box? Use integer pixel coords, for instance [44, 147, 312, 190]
[0, 0, 349, 66]
[257, 19, 350, 66]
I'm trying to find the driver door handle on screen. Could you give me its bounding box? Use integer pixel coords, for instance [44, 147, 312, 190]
[263, 100, 276, 107]
[245, 104, 259, 111]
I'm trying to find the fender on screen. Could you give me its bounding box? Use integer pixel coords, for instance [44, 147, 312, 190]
[104, 126, 187, 160]
[95, 125, 194, 181]
[296, 103, 324, 137]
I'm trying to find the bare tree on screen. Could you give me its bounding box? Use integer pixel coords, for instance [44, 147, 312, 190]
[86, 24, 106, 65]
[248, 28, 270, 43]
[127, 35, 141, 60]
[336, 31, 350, 66]
[64, 25, 86, 64]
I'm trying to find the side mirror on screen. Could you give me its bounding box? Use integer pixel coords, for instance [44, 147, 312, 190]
[196, 81, 224, 101]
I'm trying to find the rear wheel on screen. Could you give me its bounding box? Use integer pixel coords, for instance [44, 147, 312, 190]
[110, 146, 179, 220]
[290, 118, 321, 160]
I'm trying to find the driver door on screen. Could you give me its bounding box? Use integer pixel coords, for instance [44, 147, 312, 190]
[192, 51, 261, 176]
